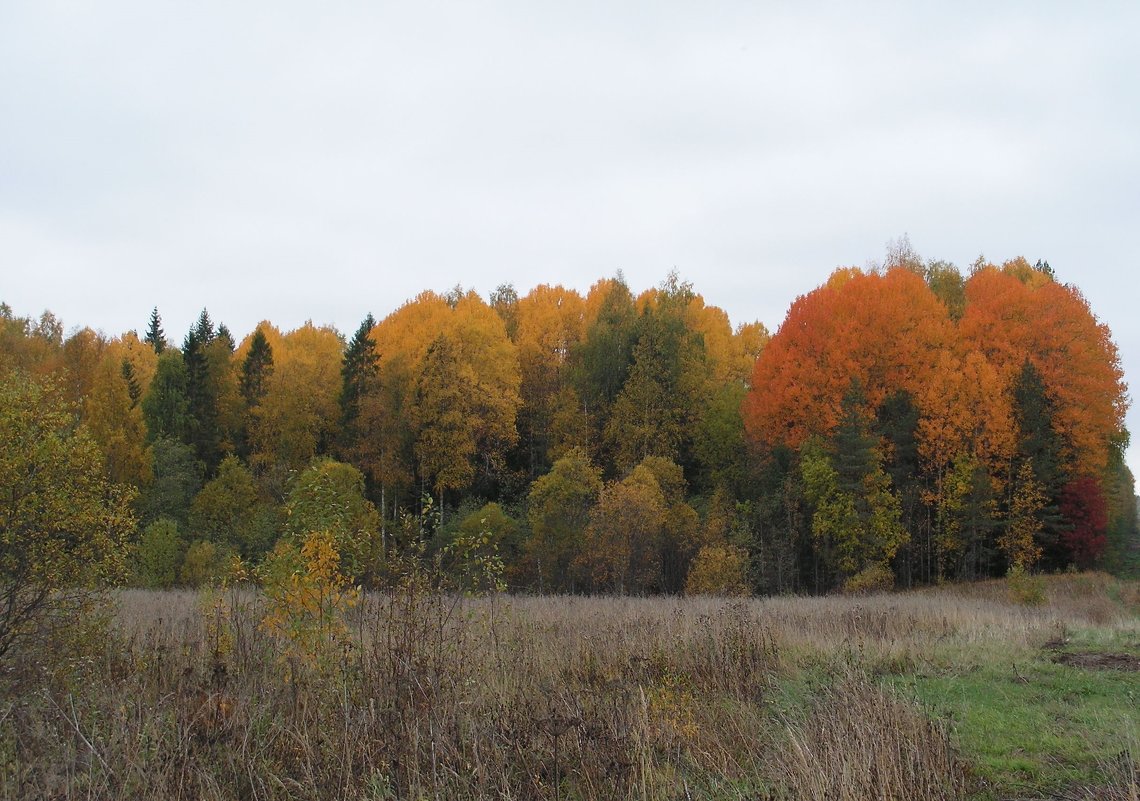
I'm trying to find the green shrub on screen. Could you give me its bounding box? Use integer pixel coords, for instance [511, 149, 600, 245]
[843, 563, 895, 595]
[1007, 564, 1046, 606]
[135, 517, 184, 588]
[685, 544, 750, 596]
[179, 540, 233, 587]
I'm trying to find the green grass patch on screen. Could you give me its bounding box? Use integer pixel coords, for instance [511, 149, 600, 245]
[1061, 623, 1140, 654]
[889, 656, 1138, 799]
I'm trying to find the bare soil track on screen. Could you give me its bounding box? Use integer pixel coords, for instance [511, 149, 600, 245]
[1051, 651, 1140, 671]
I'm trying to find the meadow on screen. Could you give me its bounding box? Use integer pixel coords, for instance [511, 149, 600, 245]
[1, 573, 1137, 801]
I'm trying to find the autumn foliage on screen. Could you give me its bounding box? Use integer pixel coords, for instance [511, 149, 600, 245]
[745, 268, 955, 451]
[744, 258, 1129, 585]
[0, 250, 1133, 602]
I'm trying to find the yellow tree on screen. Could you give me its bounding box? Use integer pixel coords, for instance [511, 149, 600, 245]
[60, 327, 107, 414]
[678, 294, 767, 387]
[205, 330, 243, 460]
[1000, 459, 1046, 569]
[283, 458, 382, 582]
[638, 455, 703, 593]
[0, 372, 135, 660]
[729, 321, 769, 385]
[373, 290, 521, 506]
[85, 333, 158, 486]
[239, 322, 344, 484]
[0, 305, 64, 377]
[514, 284, 586, 474]
[575, 464, 668, 594]
[525, 447, 602, 592]
[414, 334, 478, 509]
[353, 366, 414, 523]
[685, 545, 750, 596]
[366, 296, 450, 513]
[189, 455, 276, 561]
[449, 291, 521, 473]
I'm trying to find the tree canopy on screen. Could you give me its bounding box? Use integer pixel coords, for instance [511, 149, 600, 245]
[0, 251, 1133, 597]
[0, 372, 136, 659]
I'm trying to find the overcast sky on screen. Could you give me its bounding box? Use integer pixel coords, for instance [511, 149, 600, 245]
[2, 2, 1138, 480]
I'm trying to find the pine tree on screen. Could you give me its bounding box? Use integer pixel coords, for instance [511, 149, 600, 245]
[145, 307, 166, 354]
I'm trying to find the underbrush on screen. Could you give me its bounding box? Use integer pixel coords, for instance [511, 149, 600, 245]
[0, 572, 1136, 800]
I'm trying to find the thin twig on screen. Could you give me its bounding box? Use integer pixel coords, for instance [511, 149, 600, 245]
[42, 690, 113, 776]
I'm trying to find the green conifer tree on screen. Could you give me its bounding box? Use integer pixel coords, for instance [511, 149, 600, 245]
[144, 307, 166, 354]
[1012, 360, 1066, 567]
[120, 358, 142, 408]
[142, 350, 191, 443]
[339, 313, 378, 438]
[240, 327, 274, 408]
[182, 310, 223, 473]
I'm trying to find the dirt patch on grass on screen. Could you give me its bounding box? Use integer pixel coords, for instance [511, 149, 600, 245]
[1053, 652, 1140, 671]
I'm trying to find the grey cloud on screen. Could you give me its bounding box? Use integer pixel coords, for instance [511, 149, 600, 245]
[1, 0, 1138, 477]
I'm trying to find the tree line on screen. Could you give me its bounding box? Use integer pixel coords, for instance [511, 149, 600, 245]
[1, 253, 1135, 596]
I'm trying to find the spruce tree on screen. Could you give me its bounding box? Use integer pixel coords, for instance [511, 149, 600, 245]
[192, 308, 215, 344]
[142, 350, 191, 443]
[603, 274, 706, 478]
[182, 310, 222, 473]
[240, 327, 275, 408]
[832, 380, 877, 498]
[145, 307, 166, 354]
[216, 323, 235, 352]
[339, 313, 378, 436]
[121, 358, 142, 408]
[875, 389, 925, 582]
[1012, 360, 1066, 567]
[237, 326, 274, 461]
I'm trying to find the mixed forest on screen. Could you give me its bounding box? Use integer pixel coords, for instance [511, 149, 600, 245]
[1, 253, 1137, 607]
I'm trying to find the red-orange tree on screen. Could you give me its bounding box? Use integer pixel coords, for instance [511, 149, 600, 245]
[744, 267, 955, 452]
[958, 261, 1127, 478]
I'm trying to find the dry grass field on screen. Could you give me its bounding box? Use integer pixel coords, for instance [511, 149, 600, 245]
[1, 573, 1137, 800]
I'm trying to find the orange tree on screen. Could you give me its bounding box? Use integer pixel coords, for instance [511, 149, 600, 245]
[744, 267, 955, 452]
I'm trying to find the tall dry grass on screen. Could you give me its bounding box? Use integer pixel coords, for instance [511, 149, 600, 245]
[0, 572, 1135, 800]
[773, 670, 967, 801]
